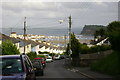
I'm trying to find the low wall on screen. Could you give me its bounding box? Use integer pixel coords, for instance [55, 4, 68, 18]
[80, 50, 113, 66]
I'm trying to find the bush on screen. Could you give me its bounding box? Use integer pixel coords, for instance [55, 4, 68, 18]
[107, 21, 120, 52]
[1, 40, 20, 55]
[88, 45, 111, 54]
[80, 44, 90, 54]
[91, 51, 120, 76]
[37, 55, 46, 58]
[27, 52, 37, 60]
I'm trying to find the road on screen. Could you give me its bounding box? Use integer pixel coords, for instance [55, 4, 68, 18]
[36, 59, 92, 79]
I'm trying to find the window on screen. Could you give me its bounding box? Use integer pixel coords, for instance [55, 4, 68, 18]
[1, 58, 23, 75]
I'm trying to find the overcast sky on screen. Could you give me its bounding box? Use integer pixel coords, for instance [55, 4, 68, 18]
[1, 0, 119, 30]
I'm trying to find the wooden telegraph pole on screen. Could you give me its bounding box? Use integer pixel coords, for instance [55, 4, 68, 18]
[24, 17, 26, 54]
[69, 15, 72, 56]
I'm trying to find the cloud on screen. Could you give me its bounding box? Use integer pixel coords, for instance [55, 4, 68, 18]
[1, 2, 118, 28]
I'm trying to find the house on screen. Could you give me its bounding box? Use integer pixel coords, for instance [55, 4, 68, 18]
[44, 46, 50, 52]
[24, 39, 40, 55]
[0, 33, 20, 49]
[10, 32, 17, 38]
[16, 38, 32, 54]
[18, 40, 31, 54]
[96, 37, 110, 45]
[39, 45, 46, 52]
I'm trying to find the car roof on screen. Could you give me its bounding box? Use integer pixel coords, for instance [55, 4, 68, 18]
[34, 57, 42, 59]
[0, 55, 23, 59]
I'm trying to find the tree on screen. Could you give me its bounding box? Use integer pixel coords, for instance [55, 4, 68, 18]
[94, 30, 99, 39]
[99, 28, 106, 37]
[70, 33, 81, 66]
[1, 40, 20, 55]
[65, 43, 70, 55]
[107, 21, 120, 52]
[94, 28, 106, 39]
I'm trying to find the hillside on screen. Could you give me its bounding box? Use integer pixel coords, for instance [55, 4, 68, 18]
[81, 25, 105, 36]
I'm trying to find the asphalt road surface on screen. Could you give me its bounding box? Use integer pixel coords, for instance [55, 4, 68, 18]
[36, 59, 91, 79]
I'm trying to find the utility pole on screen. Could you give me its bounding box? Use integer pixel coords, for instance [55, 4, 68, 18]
[69, 15, 72, 56]
[64, 35, 67, 49]
[24, 17, 26, 54]
[58, 16, 72, 56]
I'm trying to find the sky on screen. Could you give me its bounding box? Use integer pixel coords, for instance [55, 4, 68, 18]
[1, 0, 119, 30]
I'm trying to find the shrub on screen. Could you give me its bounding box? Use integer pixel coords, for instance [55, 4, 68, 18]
[37, 55, 46, 58]
[107, 21, 120, 52]
[80, 44, 90, 54]
[27, 51, 37, 60]
[91, 51, 120, 76]
[1, 40, 20, 55]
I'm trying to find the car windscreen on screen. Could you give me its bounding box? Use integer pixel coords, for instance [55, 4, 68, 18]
[1, 58, 23, 75]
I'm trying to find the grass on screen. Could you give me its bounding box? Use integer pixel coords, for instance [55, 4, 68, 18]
[90, 51, 120, 77]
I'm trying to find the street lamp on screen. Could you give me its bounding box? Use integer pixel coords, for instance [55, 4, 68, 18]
[59, 16, 72, 56]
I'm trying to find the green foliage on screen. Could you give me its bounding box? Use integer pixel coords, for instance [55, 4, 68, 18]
[71, 33, 81, 58]
[89, 45, 111, 53]
[1, 40, 20, 55]
[107, 21, 120, 52]
[27, 51, 37, 60]
[79, 45, 111, 54]
[65, 33, 111, 56]
[91, 51, 120, 76]
[80, 44, 90, 54]
[37, 55, 46, 58]
[65, 43, 70, 55]
[107, 21, 120, 32]
[94, 28, 106, 39]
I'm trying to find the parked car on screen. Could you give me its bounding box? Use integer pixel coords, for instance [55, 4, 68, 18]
[0, 54, 36, 80]
[32, 60, 44, 76]
[34, 57, 46, 68]
[46, 57, 53, 62]
[53, 54, 61, 60]
[60, 55, 65, 59]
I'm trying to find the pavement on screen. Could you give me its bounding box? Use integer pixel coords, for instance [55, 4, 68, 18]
[70, 67, 112, 77]
[64, 58, 118, 80]
[36, 59, 119, 80]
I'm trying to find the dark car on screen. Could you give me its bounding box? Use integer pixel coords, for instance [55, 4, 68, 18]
[60, 55, 65, 59]
[32, 60, 44, 76]
[34, 57, 46, 68]
[0, 54, 36, 80]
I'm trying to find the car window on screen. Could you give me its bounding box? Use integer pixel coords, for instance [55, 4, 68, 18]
[32, 61, 41, 68]
[24, 57, 32, 70]
[24, 56, 33, 69]
[1, 58, 23, 75]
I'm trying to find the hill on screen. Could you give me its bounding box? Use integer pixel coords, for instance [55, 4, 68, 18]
[81, 25, 105, 36]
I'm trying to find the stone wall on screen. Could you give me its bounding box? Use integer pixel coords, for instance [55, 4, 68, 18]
[80, 50, 113, 66]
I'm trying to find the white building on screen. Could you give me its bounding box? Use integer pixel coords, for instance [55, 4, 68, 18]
[10, 32, 17, 38]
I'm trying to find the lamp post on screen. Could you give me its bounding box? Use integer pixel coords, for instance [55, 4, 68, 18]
[59, 16, 72, 56]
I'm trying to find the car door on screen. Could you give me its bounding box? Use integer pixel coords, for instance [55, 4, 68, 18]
[24, 57, 35, 80]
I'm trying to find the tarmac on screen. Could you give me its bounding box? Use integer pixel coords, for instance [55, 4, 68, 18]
[68, 67, 119, 80]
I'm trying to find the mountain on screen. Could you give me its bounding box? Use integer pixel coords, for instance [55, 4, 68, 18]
[80, 25, 106, 36]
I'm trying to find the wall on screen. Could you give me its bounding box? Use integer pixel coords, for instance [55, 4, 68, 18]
[80, 50, 113, 66]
